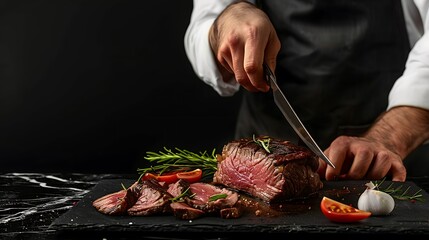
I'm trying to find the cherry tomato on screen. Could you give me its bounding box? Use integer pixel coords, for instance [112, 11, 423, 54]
[320, 196, 371, 223]
[142, 172, 178, 184]
[176, 169, 202, 183]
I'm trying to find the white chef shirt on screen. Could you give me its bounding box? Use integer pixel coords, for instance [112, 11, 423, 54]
[184, 0, 429, 111]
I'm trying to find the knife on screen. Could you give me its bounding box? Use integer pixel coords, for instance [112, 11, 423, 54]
[263, 63, 336, 168]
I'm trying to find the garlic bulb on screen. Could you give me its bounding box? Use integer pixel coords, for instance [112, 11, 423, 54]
[358, 182, 395, 216]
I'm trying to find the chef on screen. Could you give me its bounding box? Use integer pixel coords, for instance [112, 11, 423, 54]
[184, 0, 429, 181]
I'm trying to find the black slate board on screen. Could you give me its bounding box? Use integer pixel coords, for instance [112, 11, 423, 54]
[50, 179, 429, 238]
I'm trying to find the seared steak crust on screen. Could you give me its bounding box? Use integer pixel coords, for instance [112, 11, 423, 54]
[213, 136, 323, 202]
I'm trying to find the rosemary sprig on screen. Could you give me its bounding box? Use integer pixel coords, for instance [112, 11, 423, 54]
[137, 147, 218, 180]
[253, 135, 271, 153]
[373, 178, 425, 202]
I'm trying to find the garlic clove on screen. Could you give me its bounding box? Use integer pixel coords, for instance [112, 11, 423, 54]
[358, 185, 395, 216]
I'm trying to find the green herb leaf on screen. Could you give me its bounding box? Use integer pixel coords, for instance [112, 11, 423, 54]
[208, 193, 227, 202]
[253, 135, 271, 153]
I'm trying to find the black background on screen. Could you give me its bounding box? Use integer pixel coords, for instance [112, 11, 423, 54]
[0, 1, 241, 173]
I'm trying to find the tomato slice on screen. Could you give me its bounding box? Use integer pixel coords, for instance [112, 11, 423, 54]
[141, 169, 203, 184]
[176, 169, 202, 183]
[320, 196, 371, 223]
[142, 172, 178, 184]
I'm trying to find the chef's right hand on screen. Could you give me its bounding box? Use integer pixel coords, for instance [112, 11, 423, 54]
[209, 1, 281, 92]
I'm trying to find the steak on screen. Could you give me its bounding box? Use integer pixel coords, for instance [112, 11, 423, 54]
[127, 178, 173, 216]
[186, 182, 240, 215]
[170, 202, 205, 220]
[92, 181, 140, 215]
[93, 178, 240, 219]
[213, 136, 323, 203]
[168, 179, 205, 220]
[168, 179, 240, 219]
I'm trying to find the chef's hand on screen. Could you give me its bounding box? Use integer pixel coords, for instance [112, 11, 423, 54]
[317, 135, 407, 182]
[208, 1, 281, 92]
[318, 106, 429, 182]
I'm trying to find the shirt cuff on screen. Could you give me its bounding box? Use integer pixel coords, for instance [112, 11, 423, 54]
[388, 34, 429, 110]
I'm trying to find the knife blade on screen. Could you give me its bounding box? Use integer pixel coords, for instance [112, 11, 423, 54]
[263, 63, 336, 168]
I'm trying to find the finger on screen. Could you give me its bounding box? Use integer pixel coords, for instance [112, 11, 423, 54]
[388, 154, 407, 182]
[231, 43, 260, 92]
[345, 148, 373, 180]
[218, 53, 233, 74]
[216, 40, 234, 73]
[324, 146, 347, 181]
[390, 162, 407, 182]
[364, 151, 390, 180]
[364, 151, 406, 182]
[217, 40, 259, 92]
[243, 30, 269, 92]
[264, 30, 281, 70]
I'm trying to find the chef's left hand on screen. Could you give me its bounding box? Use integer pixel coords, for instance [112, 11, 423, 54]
[317, 106, 429, 182]
[317, 135, 407, 182]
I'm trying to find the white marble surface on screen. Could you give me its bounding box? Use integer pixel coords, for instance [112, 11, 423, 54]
[0, 173, 124, 239]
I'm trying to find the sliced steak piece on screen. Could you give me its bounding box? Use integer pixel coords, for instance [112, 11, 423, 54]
[92, 181, 140, 215]
[186, 182, 239, 214]
[127, 178, 173, 216]
[168, 179, 206, 220]
[213, 136, 323, 203]
[170, 202, 205, 220]
[167, 178, 190, 198]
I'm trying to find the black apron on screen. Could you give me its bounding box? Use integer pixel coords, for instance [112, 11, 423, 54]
[236, 0, 410, 149]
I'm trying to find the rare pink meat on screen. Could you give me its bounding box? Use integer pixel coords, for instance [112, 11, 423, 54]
[92, 182, 140, 215]
[213, 136, 323, 203]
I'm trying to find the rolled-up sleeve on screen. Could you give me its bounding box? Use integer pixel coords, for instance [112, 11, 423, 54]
[388, 0, 429, 110]
[184, 0, 241, 97]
